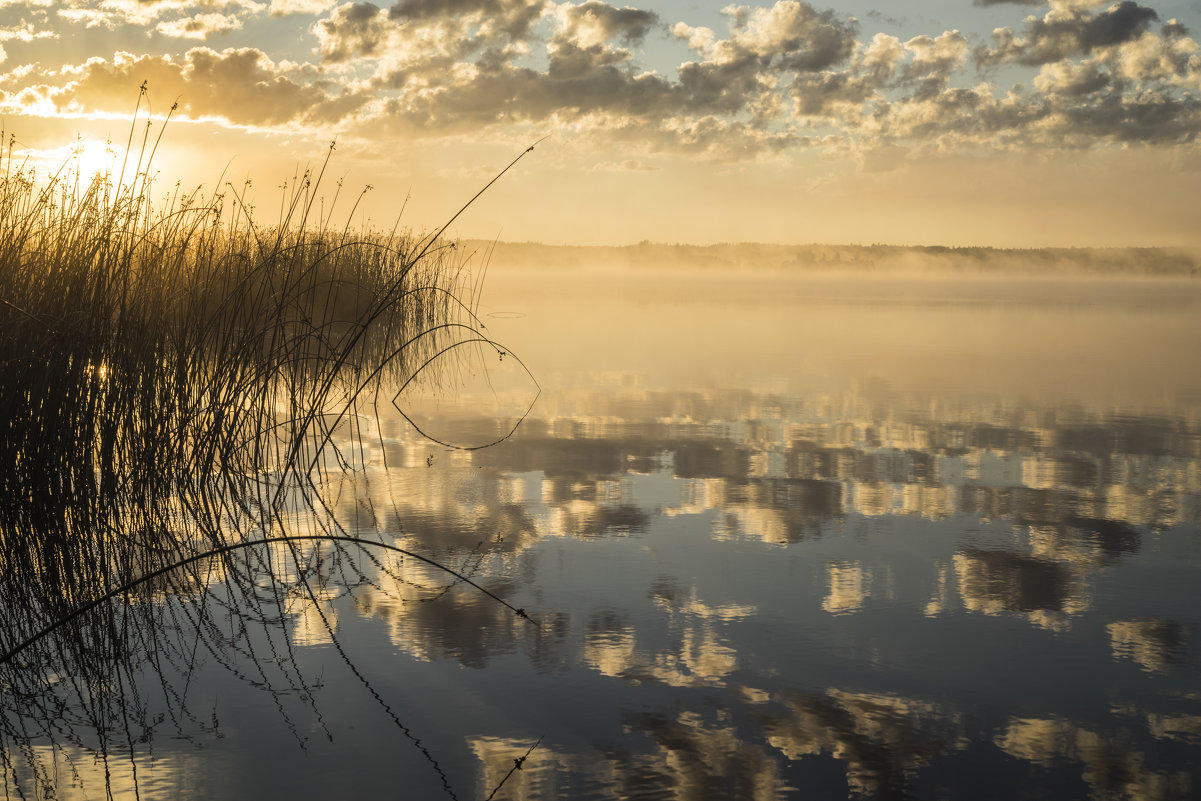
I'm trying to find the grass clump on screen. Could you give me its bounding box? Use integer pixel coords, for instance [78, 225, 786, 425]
[0, 100, 534, 799]
[0, 111, 477, 582]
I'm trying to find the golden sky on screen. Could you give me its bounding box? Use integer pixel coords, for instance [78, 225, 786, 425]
[1, 0, 1199, 246]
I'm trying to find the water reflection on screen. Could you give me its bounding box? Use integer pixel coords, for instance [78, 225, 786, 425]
[273, 361, 1187, 796]
[5, 273, 1201, 800]
[1107, 619, 1187, 674]
[995, 716, 1194, 801]
[762, 689, 959, 799]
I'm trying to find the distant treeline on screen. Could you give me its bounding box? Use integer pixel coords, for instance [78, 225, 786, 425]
[465, 240, 1201, 277]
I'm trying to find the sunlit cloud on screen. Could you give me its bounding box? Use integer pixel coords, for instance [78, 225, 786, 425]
[155, 12, 244, 39]
[2, 0, 1198, 244]
[974, 0, 1161, 67]
[45, 48, 367, 126]
[52, 0, 266, 29]
[269, 0, 334, 15]
[0, 21, 59, 42]
[12, 0, 1197, 155]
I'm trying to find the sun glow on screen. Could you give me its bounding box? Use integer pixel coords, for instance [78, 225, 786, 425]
[69, 137, 121, 181]
[29, 137, 122, 182]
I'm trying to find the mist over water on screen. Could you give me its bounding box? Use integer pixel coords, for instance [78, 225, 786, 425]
[5, 264, 1200, 800]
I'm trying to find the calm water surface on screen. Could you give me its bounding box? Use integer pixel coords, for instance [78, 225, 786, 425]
[7, 268, 1201, 800]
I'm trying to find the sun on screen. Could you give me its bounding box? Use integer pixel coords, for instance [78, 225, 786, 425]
[67, 137, 120, 181]
[24, 136, 128, 183]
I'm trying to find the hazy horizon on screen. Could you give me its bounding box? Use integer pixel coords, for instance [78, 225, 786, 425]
[462, 239, 1201, 277]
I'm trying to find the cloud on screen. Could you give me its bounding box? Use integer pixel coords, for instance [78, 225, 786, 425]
[388, 0, 546, 41]
[675, 57, 765, 116]
[375, 63, 677, 130]
[57, 6, 119, 28]
[329, 0, 1199, 156]
[790, 67, 879, 117]
[638, 115, 797, 158]
[1054, 91, 1201, 144]
[1033, 58, 1111, 96]
[823, 62, 1201, 152]
[315, 2, 393, 62]
[901, 31, 968, 82]
[1110, 27, 1201, 84]
[51, 0, 266, 29]
[155, 12, 243, 39]
[270, 0, 335, 15]
[10, 0, 1199, 163]
[1161, 19, 1189, 38]
[0, 22, 59, 42]
[976, 1, 1160, 67]
[690, 1, 857, 72]
[556, 1, 659, 48]
[316, 0, 546, 72]
[789, 30, 966, 117]
[341, 0, 838, 144]
[51, 48, 366, 126]
[542, 2, 661, 83]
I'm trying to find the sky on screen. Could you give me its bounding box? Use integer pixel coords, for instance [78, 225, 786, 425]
[1, 0, 1199, 247]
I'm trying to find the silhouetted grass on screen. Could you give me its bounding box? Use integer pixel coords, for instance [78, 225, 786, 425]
[0, 109, 480, 585]
[0, 103, 537, 799]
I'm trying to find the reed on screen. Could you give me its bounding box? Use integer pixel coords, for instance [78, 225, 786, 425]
[0, 104, 483, 579]
[0, 99, 535, 800]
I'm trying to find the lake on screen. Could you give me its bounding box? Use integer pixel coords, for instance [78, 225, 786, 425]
[4, 265, 1201, 800]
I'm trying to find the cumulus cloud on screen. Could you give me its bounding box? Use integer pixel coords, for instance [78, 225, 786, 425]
[388, 0, 546, 41]
[320, 0, 825, 156]
[52, 0, 266, 29]
[901, 31, 968, 81]
[835, 70, 1201, 151]
[155, 12, 243, 39]
[315, 2, 393, 62]
[0, 22, 59, 42]
[681, 1, 857, 72]
[1111, 26, 1201, 84]
[976, 1, 1160, 67]
[597, 113, 797, 159]
[270, 0, 335, 15]
[9, 0, 1201, 160]
[51, 48, 366, 126]
[376, 63, 677, 130]
[790, 71, 871, 116]
[788, 30, 966, 117]
[333, 0, 1199, 155]
[316, 0, 546, 75]
[556, 1, 658, 48]
[1034, 58, 1111, 96]
[1053, 91, 1201, 143]
[369, 0, 862, 154]
[57, 6, 118, 28]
